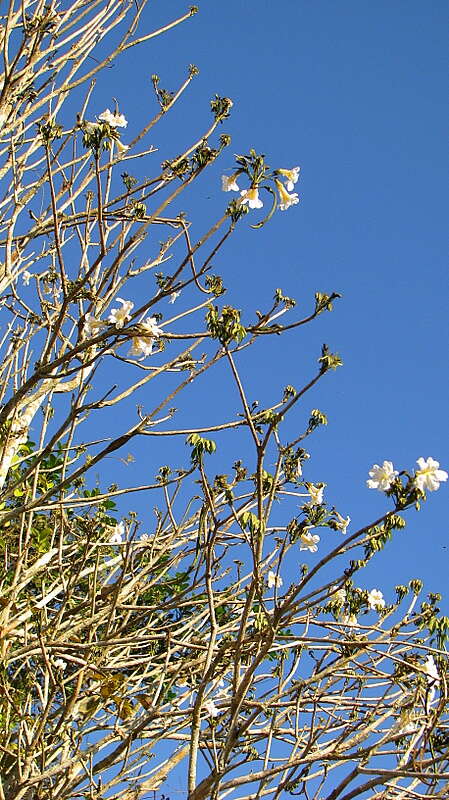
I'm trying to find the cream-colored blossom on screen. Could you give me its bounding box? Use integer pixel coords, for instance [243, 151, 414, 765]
[169, 291, 181, 304]
[299, 531, 320, 553]
[109, 522, 124, 544]
[414, 457, 448, 492]
[367, 461, 398, 491]
[221, 173, 240, 192]
[394, 708, 416, 735]
[423, 655, 439, 683]
[114, 139, 129, 157]
[342, 613, 358, 627]
[332, 586, 346, 605]
[275, 179, 299, 211]
[278, 166, 301, 191]
[267, 570, 283, 589]
[22, 270, 32, 285]
[307, 483, 324, 505]
[108, 298, 134, 328]
[240, 187, 263, 209]
[367, 588, 385, 610]
[204, 699, 219, 718]
[129, 336, 155, 358]
[129, 316, 163, 358]
[334, 511, 350, 534]
[83, 313, 105, 337]
[54, 658, 67, 671]
[98, 108, 127, 128]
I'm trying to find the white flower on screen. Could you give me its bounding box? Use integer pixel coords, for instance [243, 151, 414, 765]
[367, 588, 385, 610]
[114, 139, 129, 156]
[83, 121, 101, 135]
[22, 270, 32, 285]
[129, 336, 155, 358]
[277, 166, 301, 191]
[109, 522, 124, 544]
[334, 512, 350, 534]
[414, 457, 448, 492]
[332, 586, 346, 605]
[275, 179, 299, 211]
[98, 108, 127, 128]
[108, 297, 134, 328]
[307, 483, 324, 505]
[139, 533, 153, 545]
[299, 531, 320, 553]
[222, 173, 240, 192]
[141, 316, 164, 337]
[394, 708, 416, 735]
[240, 187, 263, 209]
[54, 658, 67, 671]
[129, 317, 163, 359]
[367, 461, 398, 491]
[204, 699, 219, 718]
[83, 313, 104, 337]
[169, 291, 180, 304]
[267, 570, 283, 589]
[423, 655, 439, 683]
[341, 613, 358, 627]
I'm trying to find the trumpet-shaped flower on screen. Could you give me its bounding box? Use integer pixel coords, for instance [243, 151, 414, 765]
[141, 317, 164, 337]
[114, 139, 129, 157]
[221, 173, 240, 192]
[129, 336, 155, 358]
[98, 108, 127, 128]
[394, 708, 416, 736]
[341, 613, 358, 627]
[240, 187, 263, 209]
[108, 298, 134, 328]
[22, 270, 32, 285]
[332, 586, 346, 605]
[423, 655, 439, 683]
[83, 313, 105, 337]
[307, 483, 324, 506]
[129, 316, 163, 359]
[299, 531, 320, 553]
[267, 570, 283, 589]
[367, 588, 385, 610]
[169, 291, 181, 304]
[367, 461, 398, 491]
[334, 512, 350, 534]
[414, 457, 448, 492]
[278, 166, 301, 191]
[109, 521, 124, 544]
[204, 699, 219, 718]
[275, 179, 299, 211]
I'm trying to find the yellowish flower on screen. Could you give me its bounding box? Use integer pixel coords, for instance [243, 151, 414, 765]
[275, 179, 299, 211]
[240, 187, 263, 209]
[278, 166, 300, 191]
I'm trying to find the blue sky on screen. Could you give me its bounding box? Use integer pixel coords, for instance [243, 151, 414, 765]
[89, 1, 448, 604]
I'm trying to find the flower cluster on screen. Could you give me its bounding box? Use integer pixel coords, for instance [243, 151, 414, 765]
[221, 150, 300, 222]
[367, 588, 385, 610]
[129, 317, 164, 358]
[267, 570, 283, 589]
[108, 298, 134, 328]
[81, 108, 129, 156]
[367, 457, 447, 493]
[108, 521, 125, 544]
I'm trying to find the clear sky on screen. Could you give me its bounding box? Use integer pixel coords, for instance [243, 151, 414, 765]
[90, 1, 447, 605]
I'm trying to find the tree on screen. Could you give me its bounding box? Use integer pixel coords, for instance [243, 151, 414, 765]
[0, 2, 447, 799]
